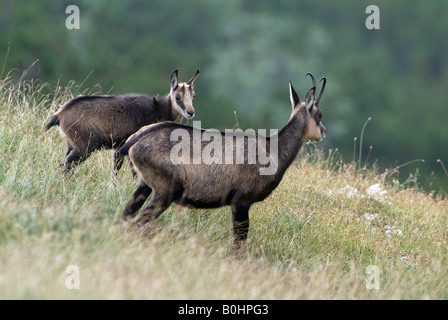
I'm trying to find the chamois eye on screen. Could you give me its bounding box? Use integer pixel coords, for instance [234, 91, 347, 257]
[315, 111, 322, 125]
[175, 94, 181, 101]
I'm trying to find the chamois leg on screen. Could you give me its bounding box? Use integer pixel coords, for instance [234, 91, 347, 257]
[231, 203, 251, 249]
[113, 150, 124, 177]
[127, 156, 138, 178]
[59, 142, 73, 167]
[135, 191, 172, 226]
[123, 179, 152, 220]
[63, 149, 89, 175]
[65, 142, 73, 159]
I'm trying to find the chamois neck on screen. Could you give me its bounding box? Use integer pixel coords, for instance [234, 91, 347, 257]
[155, 94, 176, 121]
[276, 110, 308, 170]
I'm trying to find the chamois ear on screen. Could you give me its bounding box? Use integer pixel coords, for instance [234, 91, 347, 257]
[305, 87, 315, 112]
[187, 69, 200, 89]
[289, 81, 301, 109]
[170, 69, 179, 90]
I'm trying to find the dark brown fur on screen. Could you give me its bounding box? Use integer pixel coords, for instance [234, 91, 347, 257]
[120, 73, 327, 247]
[43, 70, 199, 175]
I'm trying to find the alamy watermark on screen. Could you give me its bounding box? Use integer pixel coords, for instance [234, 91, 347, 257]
[65, 265, 80, 290]
[365, 5, 380, 30]
[366, 265, 380, 290]
[65, 5, 80, 30]
[65, 5, 380, 31]
[169, 121, 279, 176]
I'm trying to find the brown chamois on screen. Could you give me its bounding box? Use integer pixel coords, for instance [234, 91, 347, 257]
[119, 73, 326, 247]
[43, 69, 200, 175]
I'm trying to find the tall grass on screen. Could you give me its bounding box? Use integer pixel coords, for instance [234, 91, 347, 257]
[0, 75, 447, 299]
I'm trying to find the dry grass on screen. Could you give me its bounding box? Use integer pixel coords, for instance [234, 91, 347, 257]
[0, 75, 447, 299]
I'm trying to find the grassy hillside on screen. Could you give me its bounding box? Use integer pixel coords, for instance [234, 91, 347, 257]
[0, 76, 447, 299]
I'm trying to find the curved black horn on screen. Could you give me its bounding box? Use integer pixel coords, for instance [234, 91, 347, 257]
[316, 77, 326, 105]
[305, 72, 316, 89]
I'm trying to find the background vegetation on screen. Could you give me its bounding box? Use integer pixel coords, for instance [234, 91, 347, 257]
[1, 0, 448, 192]
[0, 77, 446, 299]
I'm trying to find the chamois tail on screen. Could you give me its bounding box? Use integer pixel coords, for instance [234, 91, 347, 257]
[43, 115, 59, 132]
[119, 135, 140, 157]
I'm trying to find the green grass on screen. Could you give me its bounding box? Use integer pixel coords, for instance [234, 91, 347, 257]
[0, 76, 447, 299]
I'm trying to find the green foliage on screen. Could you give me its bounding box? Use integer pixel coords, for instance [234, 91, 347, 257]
[1, 77, 447, 299]
[1, 0, 447, 192]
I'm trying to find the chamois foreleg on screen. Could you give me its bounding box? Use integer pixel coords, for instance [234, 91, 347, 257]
[113, 149, 125, 176]
[231, 203, 251, 247]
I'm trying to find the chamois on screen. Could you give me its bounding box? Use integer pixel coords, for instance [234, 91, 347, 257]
[43, 69, 200, 175]
[119, 73, 327, 246]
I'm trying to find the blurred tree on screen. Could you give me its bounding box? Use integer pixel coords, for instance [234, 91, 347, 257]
[1, 0, 447, 192]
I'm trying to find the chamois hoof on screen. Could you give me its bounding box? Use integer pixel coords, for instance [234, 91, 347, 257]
[125, 217, 159, 237]
[232, 240, 248, 257]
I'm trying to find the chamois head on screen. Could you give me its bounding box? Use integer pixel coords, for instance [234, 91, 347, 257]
[289, 72, 327, 142]
[169, 69, 200, 120]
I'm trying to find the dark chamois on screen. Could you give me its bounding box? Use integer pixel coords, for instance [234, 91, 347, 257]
[119, 73, 326, 247]
[43, 69, 200, 175]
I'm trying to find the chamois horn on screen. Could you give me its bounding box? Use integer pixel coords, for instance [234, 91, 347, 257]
[316, 77, 326, 106]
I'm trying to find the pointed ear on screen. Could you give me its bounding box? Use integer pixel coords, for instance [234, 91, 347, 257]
[170, 69, 179, 90]
[289, 81, 301, 109]
[186, 69, 200, 89]
[305, 87, 315, 112]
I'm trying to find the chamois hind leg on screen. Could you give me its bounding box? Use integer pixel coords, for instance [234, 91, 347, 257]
[231, 203, 251, 249]
[135, 190, 173, 226]
[59, 141, 73, 167]
[62, 148, 90, 175]
[123, 179, 152, 220]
